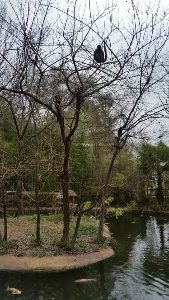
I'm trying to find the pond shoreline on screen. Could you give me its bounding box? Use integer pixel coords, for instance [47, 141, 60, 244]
[0, 247, 114, 272]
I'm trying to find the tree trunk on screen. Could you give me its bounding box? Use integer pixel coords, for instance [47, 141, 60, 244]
[31, 106, 41, 245]
[71, 211, 82, 248]
[1, 178, 7, 241]
[35, 160, 41, 245]
[71, 191, 83, 248]
[71, 184, 95, 248]
[97, 144, 119, 242]
[61, 140, 71, 248]
[16, 174, 24, 215]
[0, 232, 2, 244]
[16, 143, 24, 216]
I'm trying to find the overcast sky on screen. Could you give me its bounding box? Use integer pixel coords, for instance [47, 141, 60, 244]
[5, 0, 169, 143]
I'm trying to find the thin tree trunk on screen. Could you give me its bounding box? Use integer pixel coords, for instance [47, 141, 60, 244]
[97, 145, 119, 242]
[61, 140, 71, 248]
[3, 197, 7, 242]
[35, 159, 41, 245]
[71, 189, 83, 248]
[71, 198, 96, 248]
[1, 176, 7, 241]
[16, 143, 24, 216]
[71, 211, 82, 248]
[0, 183, 3, 244]
[16, 173, 24, 215]
[31, 106, 41, 245]
[71, 183, 83, 249]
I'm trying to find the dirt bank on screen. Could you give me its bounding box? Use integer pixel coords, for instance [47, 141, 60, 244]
[0, 247, 114, 272]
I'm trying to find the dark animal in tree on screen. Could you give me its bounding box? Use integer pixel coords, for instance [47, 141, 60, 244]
[94, 42, 107, 63]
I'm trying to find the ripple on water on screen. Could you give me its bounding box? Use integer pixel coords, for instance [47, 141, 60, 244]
[108, 214, 169, 300]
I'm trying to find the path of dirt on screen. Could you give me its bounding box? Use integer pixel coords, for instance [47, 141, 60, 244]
[0, 247, 114, 272]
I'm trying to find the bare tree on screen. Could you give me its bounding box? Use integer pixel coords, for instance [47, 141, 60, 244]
[0, 0, 168, 247]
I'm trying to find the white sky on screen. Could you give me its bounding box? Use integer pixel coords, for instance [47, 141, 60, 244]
[89, 0, 169, 14]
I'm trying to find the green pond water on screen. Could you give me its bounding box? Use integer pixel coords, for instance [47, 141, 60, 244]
[1, 213, 169, 300]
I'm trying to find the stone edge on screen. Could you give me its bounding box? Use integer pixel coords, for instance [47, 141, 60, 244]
[0, 247, 114, 272]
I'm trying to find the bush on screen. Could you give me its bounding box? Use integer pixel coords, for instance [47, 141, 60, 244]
[106, 207, 126, 218]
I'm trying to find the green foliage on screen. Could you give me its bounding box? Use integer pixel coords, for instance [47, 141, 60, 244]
[126, 200, 138, 210]
[106, 207, 126, 218]
[139, 141, 169, 174]
[105, 196, 114, 205]
[83, 201, 92, 208]
[71, 216, 98, 236]
[101, 235, 118, 250]
[139, 141, 169, 205]
[113, 172, 126, 184]
[71, 131, 92, 180]
[26, 213, 63, 223]
[79, 222, 97, 236]
[70, 127, 96, 199]
[110, 147, 139, 206]
[162, 198, 169, 210]
[150, 201, 161, 211]
[73, 241, 87, 254]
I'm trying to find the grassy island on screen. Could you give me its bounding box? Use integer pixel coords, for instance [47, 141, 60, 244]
[0, 214, 109, 257]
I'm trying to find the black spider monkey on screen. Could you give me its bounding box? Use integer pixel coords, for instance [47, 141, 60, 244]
[94, 41, 107, 63]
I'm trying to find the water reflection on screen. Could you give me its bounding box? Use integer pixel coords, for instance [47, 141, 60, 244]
[1, 214, 169, 299]
[110, 215, 169, 300]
